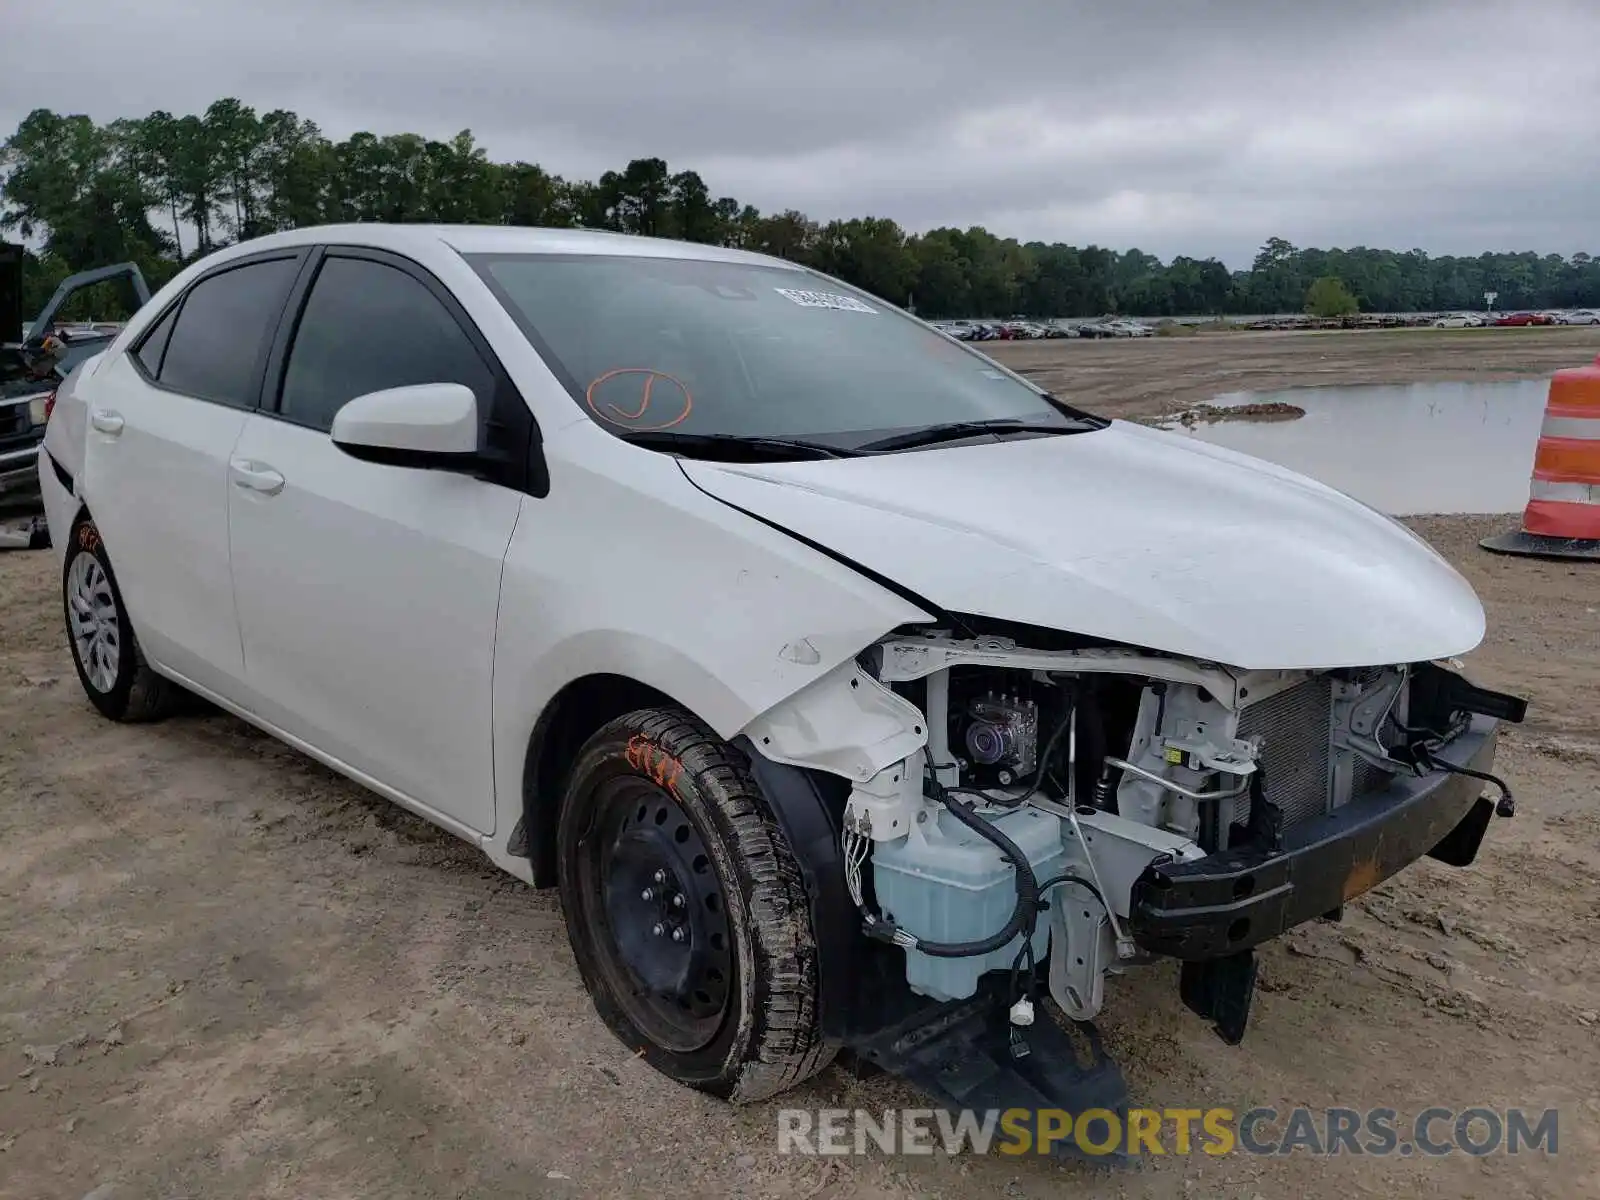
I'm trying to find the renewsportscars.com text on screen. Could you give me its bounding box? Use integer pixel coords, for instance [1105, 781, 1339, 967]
[776, 1106, 1559, 1158]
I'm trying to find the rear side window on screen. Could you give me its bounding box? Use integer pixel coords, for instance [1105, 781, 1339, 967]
[278, 256, 492, 432]
[132, 304, 178, 377]
[157, 257, 299, 408]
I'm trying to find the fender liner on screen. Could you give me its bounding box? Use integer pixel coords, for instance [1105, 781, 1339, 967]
[733, 735, 865, 1041]
[734, 736, 936, 1043]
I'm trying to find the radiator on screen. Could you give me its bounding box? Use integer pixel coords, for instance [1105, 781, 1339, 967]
[1234, 672, 1401, 834]
[1237, 676, 1335, 829]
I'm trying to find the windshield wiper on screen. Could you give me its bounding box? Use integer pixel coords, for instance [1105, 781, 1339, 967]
[616, 429, 864, 460]
[854, 417, 1099, 454]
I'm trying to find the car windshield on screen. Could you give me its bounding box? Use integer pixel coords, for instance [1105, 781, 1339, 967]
[468, 253, 1099, 451]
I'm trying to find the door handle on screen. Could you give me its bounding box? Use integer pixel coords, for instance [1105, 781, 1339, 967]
[229, 458, 286, 496]
[90, 409, 124, 435]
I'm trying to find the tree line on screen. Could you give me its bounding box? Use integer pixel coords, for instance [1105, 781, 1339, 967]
[5, 100, 1600, 323]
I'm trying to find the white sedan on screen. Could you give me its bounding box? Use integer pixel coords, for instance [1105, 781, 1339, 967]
[1557, 309, 1600, 325]
[36, 224, 1521, 1116]
[1432, 313, 1484, 328]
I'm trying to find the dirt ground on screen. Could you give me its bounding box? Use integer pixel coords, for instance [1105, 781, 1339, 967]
[985, 324, 1600, 421]
[2, 332, 1598, 1199]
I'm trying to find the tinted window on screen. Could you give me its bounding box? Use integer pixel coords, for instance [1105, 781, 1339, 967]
[159, 257, 299, 407]
[279, 256, 492, 432]
[132, 304, 178, 377]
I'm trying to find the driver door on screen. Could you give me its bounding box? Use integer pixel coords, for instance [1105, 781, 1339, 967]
[227, 248, 526, 835]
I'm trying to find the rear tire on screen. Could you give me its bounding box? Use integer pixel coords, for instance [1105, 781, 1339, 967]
[556, 707, 834, 1102]
[62, 517, 177, 722]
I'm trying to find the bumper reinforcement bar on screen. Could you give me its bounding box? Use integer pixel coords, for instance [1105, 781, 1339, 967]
[1128, 716, 1502, 961]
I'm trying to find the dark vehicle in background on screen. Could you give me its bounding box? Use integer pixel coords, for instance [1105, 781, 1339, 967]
[1075, 318, 1122, 338]
[0, 263, 149, 547]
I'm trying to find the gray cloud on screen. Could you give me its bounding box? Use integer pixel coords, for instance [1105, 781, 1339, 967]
[3, 0, 1597, 265]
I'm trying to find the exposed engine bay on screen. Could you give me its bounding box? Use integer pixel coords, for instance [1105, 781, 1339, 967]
[814, 627, 1524, 1043]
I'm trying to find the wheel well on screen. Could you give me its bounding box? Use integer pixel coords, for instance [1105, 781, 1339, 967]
[61, 503, 94, 551]
[522, 674, 678, 886]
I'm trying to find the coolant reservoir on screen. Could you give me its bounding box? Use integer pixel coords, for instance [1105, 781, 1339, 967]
[872, 805, 1065, 1002]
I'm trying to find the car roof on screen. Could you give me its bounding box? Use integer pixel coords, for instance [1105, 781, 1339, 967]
[213, 223, 802, 270]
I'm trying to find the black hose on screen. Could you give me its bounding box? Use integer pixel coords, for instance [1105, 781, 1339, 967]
[944, 690, 1075, 808]
[864, 778, 1043, 958]
[1413, 745, 1516, 817]
[864, 700, 1079, 959]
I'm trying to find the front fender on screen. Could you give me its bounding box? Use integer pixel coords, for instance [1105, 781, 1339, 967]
[487, 436, 934, 864]
[739, 658, 927, 783]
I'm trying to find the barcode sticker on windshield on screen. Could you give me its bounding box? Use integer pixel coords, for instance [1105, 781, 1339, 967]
[774, 288, 877, 314]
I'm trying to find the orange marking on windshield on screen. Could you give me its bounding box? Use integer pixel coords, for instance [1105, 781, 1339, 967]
[585, 368, 693, 431]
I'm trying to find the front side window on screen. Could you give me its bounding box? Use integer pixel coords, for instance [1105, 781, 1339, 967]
[157, 257, 299, 408]
[469, 253, 1097, 452]
[279, 256, 492, 432]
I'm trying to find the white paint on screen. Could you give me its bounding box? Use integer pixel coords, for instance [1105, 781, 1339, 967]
[682, 420, 1487, 670]
[226, 413, 522, 834]
[741, 659, 927, 783]
[77, 352, 252, 695]
[330, 383, 479, 456]
[38, 222, 1489, 871]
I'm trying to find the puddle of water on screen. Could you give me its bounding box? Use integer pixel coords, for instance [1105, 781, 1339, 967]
[1158, 380, 1549, 515]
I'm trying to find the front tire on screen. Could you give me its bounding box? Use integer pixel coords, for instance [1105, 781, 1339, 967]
[62, 517, 176, 722]
[556, 707, 834, 1102]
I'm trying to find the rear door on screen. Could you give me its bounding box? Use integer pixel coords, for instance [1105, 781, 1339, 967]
[80, 251, 305, 694]
[227, 248, 529, 834]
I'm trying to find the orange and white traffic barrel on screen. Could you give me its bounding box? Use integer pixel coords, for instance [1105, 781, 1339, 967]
[1481, 354, 1600, 559]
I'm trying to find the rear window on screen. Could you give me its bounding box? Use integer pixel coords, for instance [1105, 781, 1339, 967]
[155, 257, 300, 408]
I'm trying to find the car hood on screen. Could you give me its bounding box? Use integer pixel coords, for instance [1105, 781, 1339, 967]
[680, 421, 1486, 670]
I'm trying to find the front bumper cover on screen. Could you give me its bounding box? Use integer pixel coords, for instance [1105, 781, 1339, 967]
[1128, 715, 1501, 960]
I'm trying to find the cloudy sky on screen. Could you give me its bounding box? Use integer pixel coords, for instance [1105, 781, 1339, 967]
[4, 0, 1598, 267]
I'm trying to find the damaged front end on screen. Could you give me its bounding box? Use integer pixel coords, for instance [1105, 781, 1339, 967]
[738, 623, 1527, 1161]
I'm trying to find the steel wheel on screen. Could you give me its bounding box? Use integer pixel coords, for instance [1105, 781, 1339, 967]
[577, 775, 736, 1053]
[557, 708, 833, 1100]
[67, 552, 120, 693]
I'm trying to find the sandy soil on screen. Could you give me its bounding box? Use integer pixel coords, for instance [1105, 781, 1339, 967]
[985, 325, 1600, 421]
[2, 335, 1598, 1199]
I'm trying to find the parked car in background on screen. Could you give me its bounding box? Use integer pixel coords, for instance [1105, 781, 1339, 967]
[1078, 318, 1153, 339]
[1557, 309, 1600, 326]
[1432, 313, 1484, 328]
[1073, 319, 1118, 338]
[1, 263, 148, 547]
[1495, 311, 1556, 327]
[35, 222, 1526, 1124]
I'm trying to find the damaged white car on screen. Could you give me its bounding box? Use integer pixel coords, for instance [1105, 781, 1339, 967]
[38, 225, 1525, 1150]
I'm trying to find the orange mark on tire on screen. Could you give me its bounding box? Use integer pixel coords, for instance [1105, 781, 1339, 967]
[625, 733, 685, 796]
[585, 368, 693, 431]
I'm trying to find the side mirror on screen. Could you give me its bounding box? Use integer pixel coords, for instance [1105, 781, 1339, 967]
[330, 383, 479, 470]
